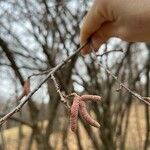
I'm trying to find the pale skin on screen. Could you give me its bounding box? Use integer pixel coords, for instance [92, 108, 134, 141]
[80, 0, 150, 54]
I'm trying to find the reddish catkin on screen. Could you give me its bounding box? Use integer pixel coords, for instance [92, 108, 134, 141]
[81, 95, 101, 102]
[70, 95, 80, 132]
[79, 100, 100, 128]
[23, 79, 30, 96]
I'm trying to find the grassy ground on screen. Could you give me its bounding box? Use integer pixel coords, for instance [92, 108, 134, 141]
[1, 103, 147, 150]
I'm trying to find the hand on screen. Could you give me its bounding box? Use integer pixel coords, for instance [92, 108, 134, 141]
[80, 0, 150, 54]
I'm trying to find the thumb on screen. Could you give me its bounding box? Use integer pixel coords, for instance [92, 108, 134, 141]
[80, 0, 106, 54]
[91, 22, 118, 52]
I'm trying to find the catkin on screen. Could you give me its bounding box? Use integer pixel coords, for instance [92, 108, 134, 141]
[81, 95, 101, 102]
[70, 95, 80, 132]
[79, 100, 100, 128]
[23, 79, 30, 96]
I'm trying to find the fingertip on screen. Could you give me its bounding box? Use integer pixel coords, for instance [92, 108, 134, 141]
[81, 44, 91, 55]
[91, 37, 102, 51]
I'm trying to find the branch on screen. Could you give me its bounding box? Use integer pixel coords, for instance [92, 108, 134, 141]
[97, 49, 123, 58]
[0, 114, 33, 127]
[90, 43, 150, 106]
[51, 74, 70, 108]
[0, 40, 149, 126]
[0, 42, 87, 126]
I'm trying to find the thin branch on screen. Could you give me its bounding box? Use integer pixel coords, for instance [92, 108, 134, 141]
[51, 74, 70, 108]
[90, 43, 150, 106]
[28, 68, 53, 78]
[0, 114, 33, 127]
[97, 49, 124, 57]
[0, 42, 87, 126]
[1, 40, 148, 126]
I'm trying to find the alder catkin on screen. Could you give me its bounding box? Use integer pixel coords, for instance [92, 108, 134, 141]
[79, 100, 100, 128]
[81, 95, 101, 102]
[23, 79, 30, 96]
[70, 95, 80, 132]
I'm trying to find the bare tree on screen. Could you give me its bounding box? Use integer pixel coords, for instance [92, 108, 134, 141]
[0, 0, 149, 150]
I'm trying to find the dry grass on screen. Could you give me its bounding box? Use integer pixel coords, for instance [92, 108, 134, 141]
[1, 103, 148, 150]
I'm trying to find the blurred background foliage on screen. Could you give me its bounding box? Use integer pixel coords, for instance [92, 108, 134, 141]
[0, 0, 149, 150]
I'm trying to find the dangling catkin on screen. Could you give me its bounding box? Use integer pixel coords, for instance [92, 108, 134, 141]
[81, 95, 101, 102]
[70, 95, 80, 132]
[79, 100, 100, 128]
[23, 79, 30, 96]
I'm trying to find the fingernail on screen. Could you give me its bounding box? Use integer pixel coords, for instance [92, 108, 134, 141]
[91, 37, 101, 51]
[81, 44, 91, 55]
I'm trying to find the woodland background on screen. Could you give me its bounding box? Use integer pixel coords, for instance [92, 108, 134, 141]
[0, 0, 149, 150]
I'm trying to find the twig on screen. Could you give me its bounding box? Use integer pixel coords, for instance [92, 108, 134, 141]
[51, 74, 70, 108]
[28, 68, 53, 78]
[0, 42, 87, 126]
[0, 114, 33, 128]
[0, 40, 148, 126]
[97, 49, 124, 57]
[90, 43, 150, 106]
[16, 92, 25, 101]
[143, 97, 150, 102]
